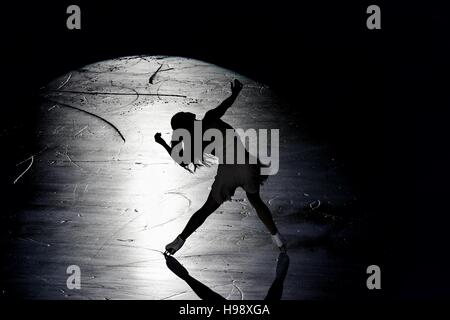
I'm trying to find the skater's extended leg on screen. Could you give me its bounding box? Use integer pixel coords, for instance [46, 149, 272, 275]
[246, 191, 278, 234]
[165, 194, 221, 255]
[247, 191, 286, 251]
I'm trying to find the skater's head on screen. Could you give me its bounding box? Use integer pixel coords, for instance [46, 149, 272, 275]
[171, 112, 196, 130]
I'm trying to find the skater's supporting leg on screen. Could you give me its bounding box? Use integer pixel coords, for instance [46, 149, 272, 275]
[246, 191, 278, 235]
[166, 195, 220, 255]
[179, 194, 221, 241]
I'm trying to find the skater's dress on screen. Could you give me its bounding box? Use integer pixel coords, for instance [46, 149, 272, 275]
[172, 116, 268, 204]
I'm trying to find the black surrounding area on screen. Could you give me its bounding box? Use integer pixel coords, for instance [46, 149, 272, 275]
[0, 0, 448, 299]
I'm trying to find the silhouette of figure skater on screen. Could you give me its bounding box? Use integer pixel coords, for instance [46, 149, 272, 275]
[164, 252, 290, 300]
[154, 79, 285, 255]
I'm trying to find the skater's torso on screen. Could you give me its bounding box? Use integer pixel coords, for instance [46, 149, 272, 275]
[171, 118, 256, 166]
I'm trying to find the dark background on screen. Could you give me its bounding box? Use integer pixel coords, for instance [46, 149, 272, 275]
[0, 0, 448, 299]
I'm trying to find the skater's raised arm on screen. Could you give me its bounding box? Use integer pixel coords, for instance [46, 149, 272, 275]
[204, 79, 243, 121]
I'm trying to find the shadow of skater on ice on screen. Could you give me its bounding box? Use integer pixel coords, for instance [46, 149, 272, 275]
[164, 251, 290, 300]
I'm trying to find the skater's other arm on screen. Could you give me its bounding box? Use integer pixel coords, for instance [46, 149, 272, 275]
[154, 132, 172, 154]
[204, 79, 243, 121]
[154, 133, 196, 173]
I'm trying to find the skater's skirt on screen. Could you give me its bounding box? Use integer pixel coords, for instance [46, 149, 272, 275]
[210, 163, 269, 204]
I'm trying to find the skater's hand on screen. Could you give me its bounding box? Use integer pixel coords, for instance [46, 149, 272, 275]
[181, 163, 202, 174]
[192, 163, 203, 172]
[231, 79, 243, 96]
[181, 163, 194, 174]
[154, 132, 164, 144]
